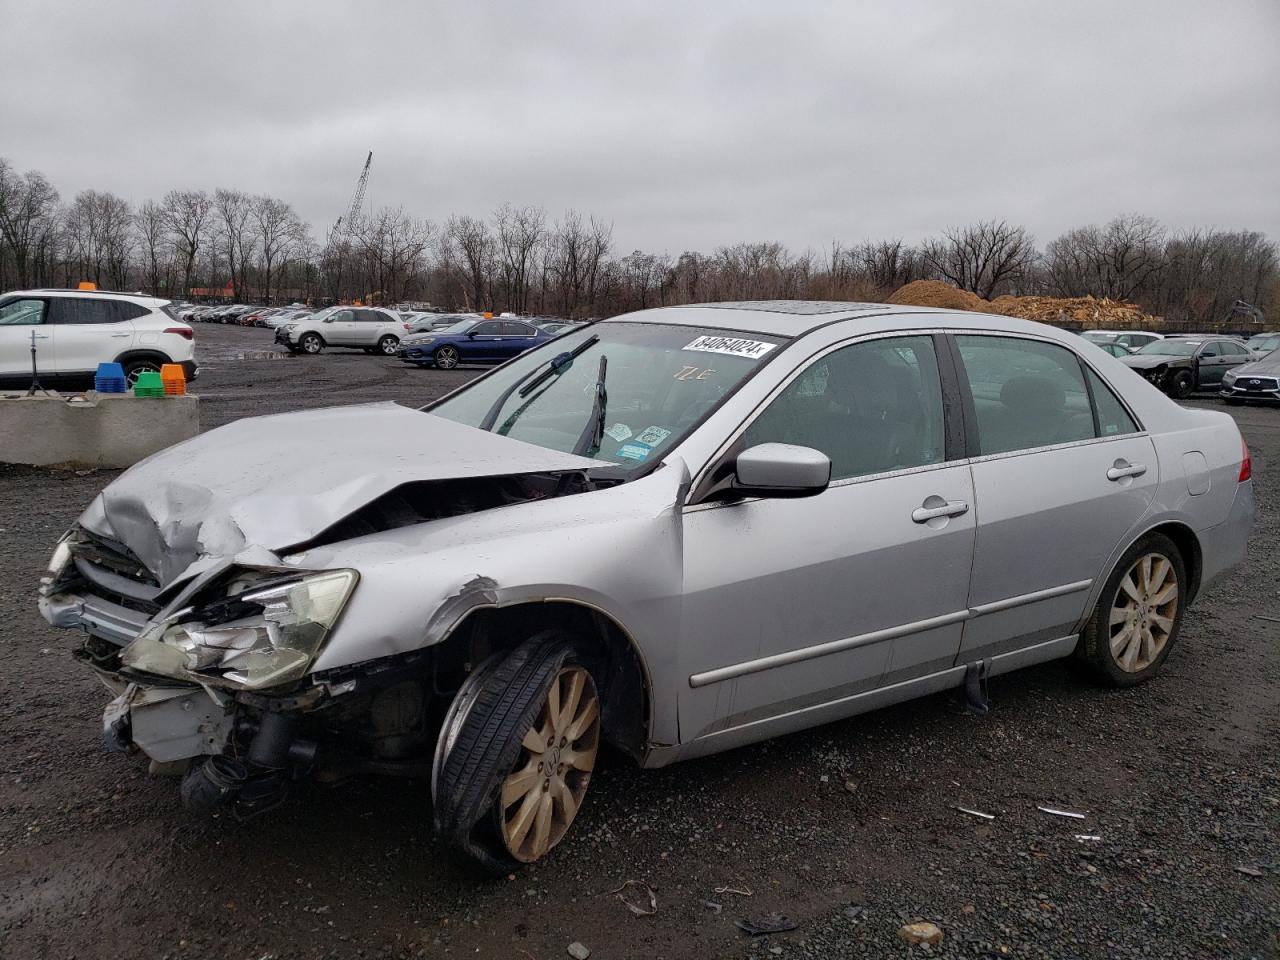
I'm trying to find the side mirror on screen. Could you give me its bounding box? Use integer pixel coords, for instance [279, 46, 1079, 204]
[733, 443, 830, 498]
[467, 330, 477, 339]
[323, 317, 334, 323]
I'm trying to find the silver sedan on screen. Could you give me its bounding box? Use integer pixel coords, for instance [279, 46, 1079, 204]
[38, 301, 1253, 870]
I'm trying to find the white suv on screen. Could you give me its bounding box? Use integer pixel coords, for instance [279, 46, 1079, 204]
[0, 289, 197, 386]
[275, 306, 407, 355]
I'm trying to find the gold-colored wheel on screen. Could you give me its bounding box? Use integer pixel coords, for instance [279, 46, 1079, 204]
[498, 665, 600, 862]
[1108, 552, 1179, 673]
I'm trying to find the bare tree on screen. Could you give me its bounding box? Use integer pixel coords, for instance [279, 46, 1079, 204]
[0, 158, 60, 288]
[161, 189, 211, 297]
[494, 203, 545, 314]
[444, 215, 494, 311]
[253, 196, 305, 302]
[213, 189, 255, 300]
[922, 219, 1038, 299]
[135, 200, 170, 295]
[1045, 214, 1165, 300]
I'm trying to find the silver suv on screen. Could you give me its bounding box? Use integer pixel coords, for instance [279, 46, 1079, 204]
[275, 305, 406, 355]
[38, 301, 1252, 871]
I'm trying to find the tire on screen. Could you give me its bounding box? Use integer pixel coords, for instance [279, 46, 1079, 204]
[432, 632, 601, 872]
[1080, 532, 1186, 687]
[298, 333, 323, 355]
[121, 358, 163, 385]
[434, 345, 460, 369]
[1167, 369, 1193, 399]
[377, 335, 399, 356]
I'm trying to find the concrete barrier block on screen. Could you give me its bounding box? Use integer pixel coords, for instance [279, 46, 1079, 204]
[0, 391, 201, 468]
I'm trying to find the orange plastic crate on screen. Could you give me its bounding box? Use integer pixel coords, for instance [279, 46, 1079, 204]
[160, 363, 187, 396]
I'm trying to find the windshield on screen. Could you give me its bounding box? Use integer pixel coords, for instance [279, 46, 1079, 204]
[431, 322, 784, 468]
[1136, 340, 1199, 357]
[1247, 335, 1279, 351]
[306, 307, 338, 322]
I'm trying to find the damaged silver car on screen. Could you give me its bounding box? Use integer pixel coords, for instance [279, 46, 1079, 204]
[38, 301, 1253, 870]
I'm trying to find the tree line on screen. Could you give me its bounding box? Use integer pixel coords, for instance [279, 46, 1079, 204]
[1, 157, 1275, 322]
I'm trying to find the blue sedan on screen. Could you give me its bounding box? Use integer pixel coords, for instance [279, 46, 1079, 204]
[398, 318, 555, 369]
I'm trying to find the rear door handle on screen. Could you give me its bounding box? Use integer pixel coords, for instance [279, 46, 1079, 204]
[912, 500, 969, 523]
[1107, 461, 1147, 481]
[110, 333, 130, 338]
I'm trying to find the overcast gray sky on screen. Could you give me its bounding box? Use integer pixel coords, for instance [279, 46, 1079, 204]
[3, 0, 1277, 253]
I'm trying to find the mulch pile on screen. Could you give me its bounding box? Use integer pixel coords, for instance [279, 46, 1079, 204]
[887, 280, 1162, 329]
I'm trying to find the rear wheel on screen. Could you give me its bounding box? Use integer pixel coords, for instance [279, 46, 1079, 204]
[377, 335, 400, 356]
[122, 358, 162, 385]
[434, 345, 460, 369]
[432, 633, 600, 871]
[1081, 533, 1185, 687]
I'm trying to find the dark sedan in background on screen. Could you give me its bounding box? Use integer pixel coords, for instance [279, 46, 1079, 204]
[1220, 348, 1280, 404]
[398, 317, 555, 369]
[1119, 336, 1252, 398]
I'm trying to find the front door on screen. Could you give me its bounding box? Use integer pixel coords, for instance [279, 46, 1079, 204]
[463, 320, 506, 362]
[324, 309, 359, 345]
[951, 334, 1159, 660]
[0, 297, 52, 378]
[678, 334, 976, 746]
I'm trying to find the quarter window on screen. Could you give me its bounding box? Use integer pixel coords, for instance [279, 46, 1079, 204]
[743, 336, 946, 481]
[954, 336, 1095, 455]
[1084, 367, 1139, 437]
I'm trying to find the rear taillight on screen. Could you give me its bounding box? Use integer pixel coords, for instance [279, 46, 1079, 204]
[404, 323, 410, 330]
[1239, 436, 1252, 482]
[164, 327, 194, 341]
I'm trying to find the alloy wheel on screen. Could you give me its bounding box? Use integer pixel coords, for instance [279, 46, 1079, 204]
[1108, 552, 1178, 672]
[436, 346, 459, 369]
[497, 665, 600, 863]
[379, 336, 398, 356]
[125, 363, 159, 386]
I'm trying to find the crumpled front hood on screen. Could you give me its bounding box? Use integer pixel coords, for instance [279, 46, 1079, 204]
[1120, 354, 1181, 370]
[79, 402, 599, 587]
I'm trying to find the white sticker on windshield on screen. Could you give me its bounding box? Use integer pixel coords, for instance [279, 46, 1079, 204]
[604, 422, 633, 442]
[683, 335, 777, 359]
[635, 425, 672, 446]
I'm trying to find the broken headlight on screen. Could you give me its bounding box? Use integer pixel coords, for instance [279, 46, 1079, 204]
[122, 570, 357, 690]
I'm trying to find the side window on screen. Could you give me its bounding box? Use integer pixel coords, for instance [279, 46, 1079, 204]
[955, 336, 1094, 455]
[1223, 342, 1248, 357]
[50, 298, 120, 325]
[1199, 342, 1219, 357]
[472, 321, 503, 336]
[743, 336, 946, 481]
[330, 309, 354, 323]
[502, 321, 534, 336]
[0, 298, 47, 325]
[1084, 367, 1139, 437]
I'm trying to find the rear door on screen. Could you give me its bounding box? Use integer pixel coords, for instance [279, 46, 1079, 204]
[49, 297, 139, 373]
[500, 320, 541, 359]
[0, 297, 52, 377]
[951, 333, 1158, 661]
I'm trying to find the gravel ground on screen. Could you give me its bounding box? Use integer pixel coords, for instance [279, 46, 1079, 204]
[1, 324, 1277, 960]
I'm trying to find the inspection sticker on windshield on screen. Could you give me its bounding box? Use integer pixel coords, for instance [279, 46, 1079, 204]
[635, 425, 671, 446]
[683, 335, 776, 359]
[617, 443, 651, 461]
[604, 423, 633, 442]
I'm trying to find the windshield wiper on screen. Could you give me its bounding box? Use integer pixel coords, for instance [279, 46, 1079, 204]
[571, 355, 608, 457]
[477, 334, 600, 432]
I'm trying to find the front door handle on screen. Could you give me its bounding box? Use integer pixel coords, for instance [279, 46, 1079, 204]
[110, 333, 130, 338]
[1107, 461, 1147, 481]
[912, 499, 969, 523]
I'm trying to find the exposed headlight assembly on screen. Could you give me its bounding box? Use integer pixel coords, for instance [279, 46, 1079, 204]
[122, 570, 357, 690]
[1223, 371, 1237, 384]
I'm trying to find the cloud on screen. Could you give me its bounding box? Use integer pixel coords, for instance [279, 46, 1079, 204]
[4, 0, 1277, 252]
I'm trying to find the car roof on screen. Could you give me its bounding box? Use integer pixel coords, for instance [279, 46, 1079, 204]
[606, 301, 1064, 337]
[13, 288, 169, 305]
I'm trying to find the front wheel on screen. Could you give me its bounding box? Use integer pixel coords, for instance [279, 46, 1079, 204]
[298, 333, 323, 355]
[433, 634, 600, 871]
[1081, 533, 1186, 687]
[377, 335, 399, 356]
[1167, 369, 1194, 399]
[434, 345, 460, 369]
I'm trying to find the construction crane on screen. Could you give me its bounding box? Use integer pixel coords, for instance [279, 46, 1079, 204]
[330, 151, 372, 239]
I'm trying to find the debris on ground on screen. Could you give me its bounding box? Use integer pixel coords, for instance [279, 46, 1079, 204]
[702, 900, 723, 914]
[1074, 834, 1103, 842]
[735, 913, 800, 936]
[842, 905, 867, 922]
[1038, 805, 1087, 819]
[954, 805, 995, 820]
[887, 279, 1164, 330]
[897, 921, 944, 945]
[714, 881, 753, 897]
[1235, 865, 1264, 877]
[567, 942, 591, 960]
[611, 880, 658, 916]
